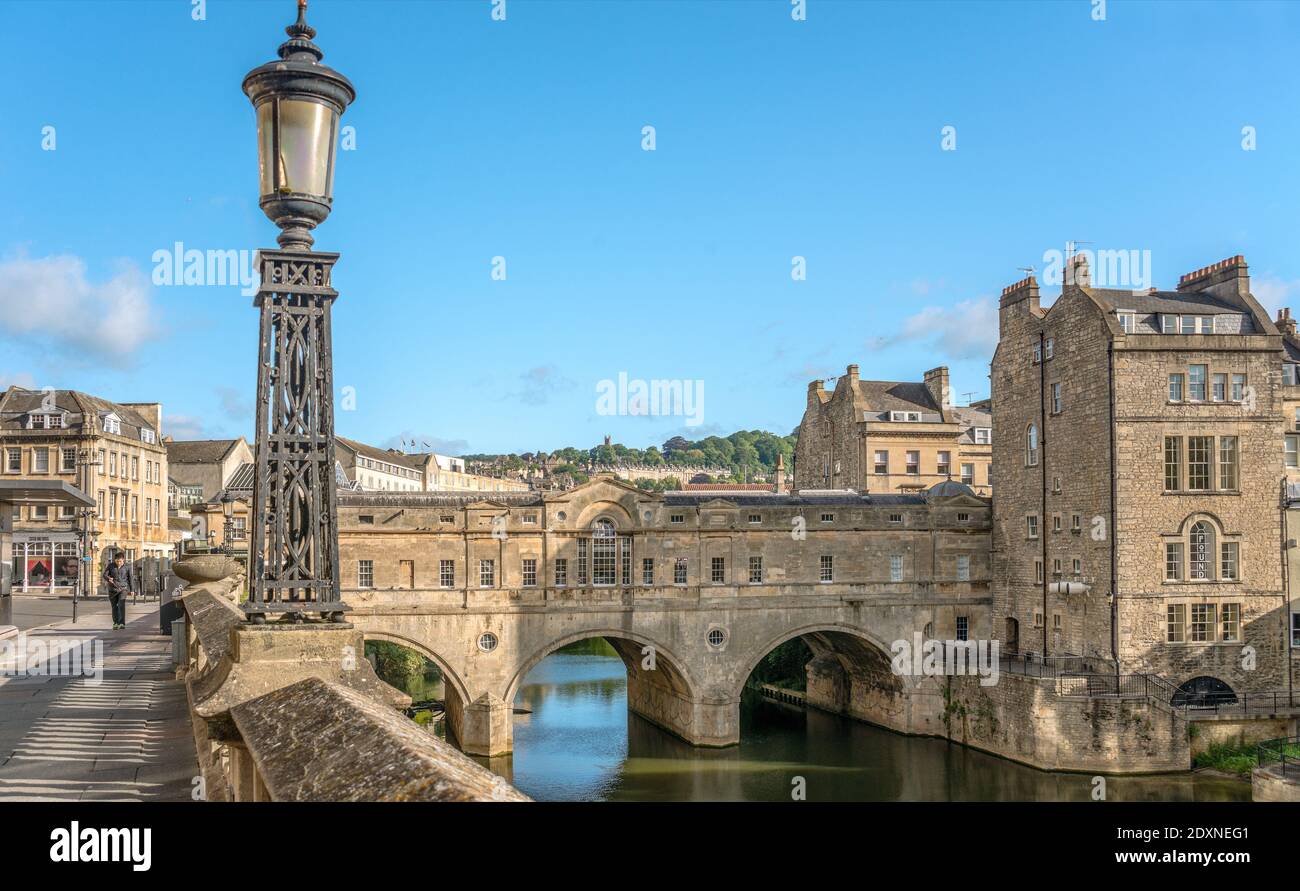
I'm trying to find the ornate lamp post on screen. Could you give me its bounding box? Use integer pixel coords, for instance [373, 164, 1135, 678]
[242, 0, 354, 623]
[220, 492, 235, 555]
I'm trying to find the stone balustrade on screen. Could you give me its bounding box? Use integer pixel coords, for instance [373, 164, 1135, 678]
[177, 575, 528, 802]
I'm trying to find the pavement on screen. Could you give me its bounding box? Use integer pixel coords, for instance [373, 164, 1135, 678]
[0, 600, 199, 801]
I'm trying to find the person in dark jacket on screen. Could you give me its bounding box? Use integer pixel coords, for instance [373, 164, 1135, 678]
[101, 552, 132, 629]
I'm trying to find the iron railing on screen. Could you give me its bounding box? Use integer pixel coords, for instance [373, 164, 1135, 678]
[1257, 736, 1300, 777]
[998, 651, 1113, 678]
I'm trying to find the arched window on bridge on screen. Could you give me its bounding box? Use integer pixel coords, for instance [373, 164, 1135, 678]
[589, 518, 631, 587]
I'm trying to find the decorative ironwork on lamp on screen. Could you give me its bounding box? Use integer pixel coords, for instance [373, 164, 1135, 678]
[242, 0, 354, 623]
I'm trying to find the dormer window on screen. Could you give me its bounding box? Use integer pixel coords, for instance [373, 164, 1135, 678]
[1117, 312, 1135, 333]
[27, 413, 64, 430]
[102, 414, 121, 435]
[889, 411, 921, 422]
[140, 428, 155, 444]
[974, 428, 991, 444]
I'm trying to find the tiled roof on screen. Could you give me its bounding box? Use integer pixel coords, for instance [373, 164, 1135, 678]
[336, 436, 424, 471]
[854, 380, 940, 414]
[0, 387, 157, 438]
[1090, 288, 1242, 315]
[166, 438, 242, 464]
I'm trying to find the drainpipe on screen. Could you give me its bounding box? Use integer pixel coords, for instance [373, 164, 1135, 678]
[1283, 478, 1293, 707]
[1040, 331, 1049, 655]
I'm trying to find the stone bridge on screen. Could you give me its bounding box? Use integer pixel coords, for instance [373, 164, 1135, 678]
[337, 477, 993, 756]
[345, 592, 978, 756]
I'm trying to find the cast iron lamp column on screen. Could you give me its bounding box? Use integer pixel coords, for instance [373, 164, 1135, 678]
[242, 0, 354, 623]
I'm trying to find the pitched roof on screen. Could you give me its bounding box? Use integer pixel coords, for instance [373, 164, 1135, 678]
[854, 380, 941, 414]
[682, 482, 775, 492]
[336, 436, 423, 471]
[166, 438, 242, 464]
[0, 387, 158, 437]
[1090, 288, 1242, 315]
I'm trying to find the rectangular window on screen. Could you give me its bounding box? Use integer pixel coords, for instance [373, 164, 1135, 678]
[956, 555, 970, 581]
[1221, 542, 1239, 581]
[1051, 382, 1062, 414]
[1165, 542, 1183, 581]
[820, 513, 835, 523]
[479, 559, 495, 588]
[873, 451, 888, 474]
[1231, 373, 1246, 402]
[32, 505, 47, 521]
[1188, 365, 1207, 401]
[61, 448, 76, 472]
[748, 513, 761, 524]
[961, 463, 974, 485]
[1218, 436, 1238, 490]
[1166, 604, 1185, 642]
[905, 451, 919, 475]
[1221, 603, 1240, 643]
[621, 537, 631, 587]
[1289, 436, 1300, 468]
[5, 448, 19, 473]
[1187, 436, 1212, 490]
[554, 558, 567, 586]
[33, 448, 49, 473]
[674, 558, 688, 585]
[1026, 515, 1038, 539]
[131, 456, 139, 480]
[888, 513, 902, 524]
[1190, 603, 1215, 642]
[643, 557, 655, 586]
[1168, 373, 1184, 402]
[1052, 558, 1062, 575]
[1162, 314, 1177, 334]
[955, 616, 969, 642]
[889, 555, 903, 582]
[1293, 613, 1300, 648]
[1164, 436, 1181, 492]
[109, 453, 116, 477]
[937, 451, 951, 476]
[131, 496, 137, 522]
[1118, 313, 1134, 333]
[522, 513, 537, 525]
[711, 556, 725, 584]
[748, 556, 762, 584]
[819, 555, 833, 583]
[440, 560, 454, 587]
[1034, 560, 1043, 583]
[358, 560, 374, 588]
[1072, 557, 1082, 575]
[670, 514, 684, 524]
[1211, 373, 1227, 402]
[1052, 514, 1062, 533]
[577, 538, 589, 585]
[522, 558, 537, 587]
[1071, 514, 1081, 533]
[975, 428, 991, 444]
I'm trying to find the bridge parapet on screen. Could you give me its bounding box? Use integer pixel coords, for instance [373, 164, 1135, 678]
[178, 578, 528, 802]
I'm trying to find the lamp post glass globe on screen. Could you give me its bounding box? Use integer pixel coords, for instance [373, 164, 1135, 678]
[243, 0, 355, 251]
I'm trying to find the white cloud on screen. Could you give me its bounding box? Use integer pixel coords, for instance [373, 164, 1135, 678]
[164, 414, 209, 440]
[878, 297, 998, 362]
[0, 252, 158, 366]
[1251, 275, 1300, 319]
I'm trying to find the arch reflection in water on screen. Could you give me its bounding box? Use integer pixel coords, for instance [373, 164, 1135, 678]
[504, 639, 1250, 803]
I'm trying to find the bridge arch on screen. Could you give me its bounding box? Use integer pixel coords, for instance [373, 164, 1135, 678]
[361, 629, 471, 707]
[506, 628, 699, 706]
[735, 621, 902, 701]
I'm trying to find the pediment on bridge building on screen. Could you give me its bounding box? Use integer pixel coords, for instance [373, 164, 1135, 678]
[925, 491, 988, 508]
[696, 497, 739, 510]
[543, 475, 663, 504]
[464, 499, 513, 511]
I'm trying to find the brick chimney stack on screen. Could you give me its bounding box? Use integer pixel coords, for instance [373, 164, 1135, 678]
[998, 275, 1040, 337]
[1177, 255, 1249, 303]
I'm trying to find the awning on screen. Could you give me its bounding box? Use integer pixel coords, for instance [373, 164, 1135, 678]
[0, 480, 95, 508]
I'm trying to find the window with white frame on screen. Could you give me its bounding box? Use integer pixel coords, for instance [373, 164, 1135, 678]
[748, 556, 762, 584]
[1026, 515, 1038, 539]
[1188, 365, 1208, 401]
[1166, 604, 1185, 642]
[103, 415, 120, 435]
[889, 555, 903, 582]
[5, 448, 20, 473]
[358, 560, 374, 588]
[1212, 373, 1227, 402]
[553, 558, 567, 586]
[1168, 373, 1184, 402]
[32, 448, 49, 473]
[905, 451, 919, 474]
[819, 555, 833, 583]
[1187, 437, 1212, 490]
[61, 448, 76, 473]
[674, 558, 688, 585]
[1288, 436, 1299, 468]
[961, 463, 974, 485]
[479, 559, 495, 588]
[1221, 541, 1239, 581]
[1232, 373, 1247, 402]
[522, 558, 537, 587]
[643, 557, 654, 585]
[974, 428, 991, 444]
[710, 556, 725, 584]
[1218, 437, 1238, 490]
[1165, 542, 1183, 581]
[873, 450, 888, 474]
[937, 451, 951, 476]
[1026, 424, 1038, 466]
[1189, 603, 1215, 642]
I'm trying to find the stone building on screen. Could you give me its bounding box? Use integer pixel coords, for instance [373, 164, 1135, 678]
[165, 437, 253, 505]
[337, 474, 990, 640]
[403, 452, 531, 493]
[794, 365, 992, 496]
[0, 387, 171, 591]
[336, 436, 425, 492]
[991, 255, 1289, 699]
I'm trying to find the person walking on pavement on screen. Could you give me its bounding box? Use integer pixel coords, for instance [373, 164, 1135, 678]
[101, 552, 132, 630]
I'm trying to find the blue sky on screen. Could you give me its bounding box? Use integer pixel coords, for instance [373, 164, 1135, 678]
[2, 0, 1299, 454]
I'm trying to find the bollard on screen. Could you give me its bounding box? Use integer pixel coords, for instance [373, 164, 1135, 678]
[172, 616, 187, 666]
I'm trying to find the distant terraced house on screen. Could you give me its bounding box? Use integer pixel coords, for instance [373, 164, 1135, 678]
[0, 387, 171, 591]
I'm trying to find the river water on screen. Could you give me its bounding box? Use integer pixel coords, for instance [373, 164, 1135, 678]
[392, 649, 1248, 802]
[497, 652, 1249, 802]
